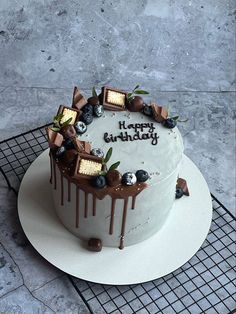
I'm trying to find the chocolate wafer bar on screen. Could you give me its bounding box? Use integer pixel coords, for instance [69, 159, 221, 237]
[102, 86, 127, 111]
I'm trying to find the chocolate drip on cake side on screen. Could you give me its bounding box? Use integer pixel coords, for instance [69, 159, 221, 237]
[109, 198, 117, 235]
[76, 187, 80, 228]
[67, 179, 71, 202]
[131, 195, 136, 209]
[119, 198, 129, 250]
[49, 153, 53, 184]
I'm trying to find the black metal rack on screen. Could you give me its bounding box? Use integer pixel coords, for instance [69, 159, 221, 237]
[0, 125, 235, 314]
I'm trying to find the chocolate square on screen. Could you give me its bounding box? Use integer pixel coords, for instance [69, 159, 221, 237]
[72, 87, 87, 110]
[73, 138, 91, 154]
[102, 86, 127, 111]
[73, 153, 103, 179]
[151, 103, 168, 123]
[57, 105, 81, 125]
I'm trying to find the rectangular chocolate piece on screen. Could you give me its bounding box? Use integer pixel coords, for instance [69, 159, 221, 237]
[46, 127, 63, 149]
[151, 103, 168, 123]
[102, 86, 127, 111]
[73, 153, 103, 179]
[72, 86, 87, 110]
[57, 105, 81, 125]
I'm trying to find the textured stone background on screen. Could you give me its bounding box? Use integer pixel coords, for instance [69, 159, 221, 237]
[0, 0, 235, 312]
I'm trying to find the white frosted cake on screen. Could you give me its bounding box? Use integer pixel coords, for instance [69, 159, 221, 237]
[46, 86, 189, 251]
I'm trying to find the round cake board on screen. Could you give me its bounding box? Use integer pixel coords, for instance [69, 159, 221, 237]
[18, 150, 212, 285]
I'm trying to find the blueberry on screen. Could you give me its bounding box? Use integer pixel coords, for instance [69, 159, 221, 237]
[175, 187, 184, 199]
[74, 121, 87, 135]
[163, 118, 177, 129]
[91, 148, 104, 158]
[143, 105, 153, 116]
[81, 112, 93, 125]
[64, 138, 75, 150]
[93, 175, 106, 188]
[93, 104, 104, 117]
[122, 172, 137, 186]
[82, 104, 93, 114]
[55, 145, 66, 157]
[136, 170, 149, 182]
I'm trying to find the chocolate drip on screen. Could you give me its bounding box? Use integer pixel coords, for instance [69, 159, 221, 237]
[53, 159, 57, 190]
[60, 173, 64, 206]
[92, 195, 97, 216]
[76, 187, 80, 228]
[131, 195, 136, 209]
[49, 153, 52, 184]
[109, 198, 116, 235]
[119, 198, 128, 250]
[84, 192, 88, 218]
[67, 179, 71, 202]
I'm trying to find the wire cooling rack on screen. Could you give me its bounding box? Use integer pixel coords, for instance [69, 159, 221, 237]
[0, 125, 235, 314]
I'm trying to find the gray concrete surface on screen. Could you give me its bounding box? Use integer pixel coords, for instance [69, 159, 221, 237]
[0, 0, 235, 313]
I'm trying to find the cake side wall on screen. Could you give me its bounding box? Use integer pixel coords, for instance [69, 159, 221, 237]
[51, 162, 179, 248]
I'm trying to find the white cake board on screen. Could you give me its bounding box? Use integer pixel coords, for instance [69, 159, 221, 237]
[18, 150, 212, 285]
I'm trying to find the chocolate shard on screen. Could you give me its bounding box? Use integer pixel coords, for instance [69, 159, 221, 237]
[101, 86, 127, 111]
[46, 127, 63, 149]
[176, 178, 190, 196]
[88, 238, 102, 252]
[73, 138, 91, 154]
[72, 87, 87, 110]
[151, 103, 168, 123]
[87, 96, 99, 106]
[57, 105, 81, 125]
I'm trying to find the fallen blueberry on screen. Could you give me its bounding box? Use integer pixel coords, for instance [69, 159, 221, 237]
[175, 187, 184, 199]
[136, 170, 149, 182]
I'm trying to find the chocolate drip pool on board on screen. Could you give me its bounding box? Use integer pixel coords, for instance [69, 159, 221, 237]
[67, 179, 71, 202]
[92, 195, 97, 216]
[119, 198, 129, 250]
[60, 173, 64, 206]
[76, 187, 80, 228]
[109, 198, 117, 235]
[84, 192, 88, 218]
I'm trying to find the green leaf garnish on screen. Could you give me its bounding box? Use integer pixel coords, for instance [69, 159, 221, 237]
[51, 127, 60, 132]
[53, 113, 64, 123]
[133, 84, 140, 91]
[171, 116, 179, 121]
[61, 117, 72, 127]
[92, 86, 97, 97]
[134, 90, 149, 95]
[109, 161, 120, 172]
[103, 147, 113, 164]
[98, 170, 107, 176]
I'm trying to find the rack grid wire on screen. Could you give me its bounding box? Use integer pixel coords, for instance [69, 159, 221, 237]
[0, 125, 235, 314]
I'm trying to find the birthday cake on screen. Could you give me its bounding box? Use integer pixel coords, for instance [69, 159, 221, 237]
[46, 86, 189, 251]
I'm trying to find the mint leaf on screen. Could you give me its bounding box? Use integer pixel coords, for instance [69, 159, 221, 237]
[51, 127, 60, 132]
[109, 161, 120, 172]
[92, 86, 97, 97]
[127, 92, 133, 99]
[104, 147, 113, 164]
[53, 113, 64, 123]
[99, 170, 107, 176]
[61, 117, 72, 127]
[133, 84, 140, 91]
[134, 90, 149, 95]
[171, 116, 179, 121]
